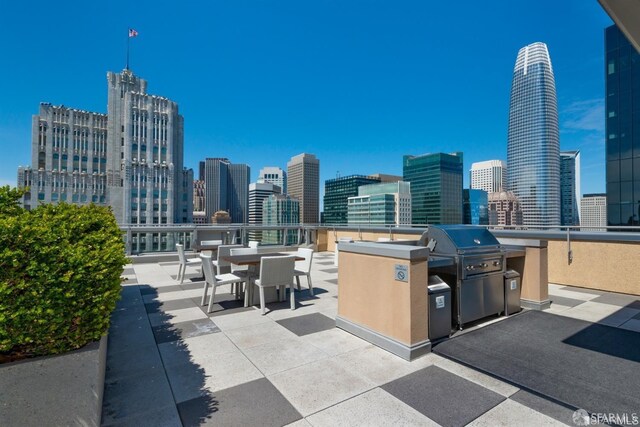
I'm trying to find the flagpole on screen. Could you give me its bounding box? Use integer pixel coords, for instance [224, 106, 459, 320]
[126, 29, 130, 70]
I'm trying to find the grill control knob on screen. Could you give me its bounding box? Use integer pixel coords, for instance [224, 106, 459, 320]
[466, 265, 474, 271]
[493, 261, 501, 267]
[481, 263, 488, 268]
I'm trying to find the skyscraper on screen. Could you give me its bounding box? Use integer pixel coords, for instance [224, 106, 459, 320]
[605, 25, 640, 227]
[507, 42, 560, 228]
[17, 69, 191, 225]
[323, 175, 381, 224]
[258, 167, 287, 194]
[560, 151, 581, 226]
[203, 158, 250, 223]
[248, 181, 281, 242]
[470, 160, 507, 193]
[286, 153, 319, 224]
[403, 152, 463, 225]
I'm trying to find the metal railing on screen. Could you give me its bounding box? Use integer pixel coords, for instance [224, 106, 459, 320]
[119, 223, 640, 256]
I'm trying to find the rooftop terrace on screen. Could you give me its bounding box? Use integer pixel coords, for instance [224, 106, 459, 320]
[102, 250, 640, 426]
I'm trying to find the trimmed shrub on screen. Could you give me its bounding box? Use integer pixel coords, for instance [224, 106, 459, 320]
[0, 186, 128, 357]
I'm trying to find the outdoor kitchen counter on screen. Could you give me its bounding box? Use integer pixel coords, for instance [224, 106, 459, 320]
[336, 241, 434, 361]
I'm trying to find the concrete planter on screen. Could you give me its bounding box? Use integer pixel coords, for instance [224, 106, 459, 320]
[0, 334, 108, 426]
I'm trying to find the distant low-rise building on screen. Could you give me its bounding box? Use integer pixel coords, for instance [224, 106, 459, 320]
[263, 194, 299, 245]
[463, 189, 489, 225]
[211, 210, 231, 224]
[488, 191, 523, 227]
[580, 194, 607, 231]
[347, 181, 411, 225]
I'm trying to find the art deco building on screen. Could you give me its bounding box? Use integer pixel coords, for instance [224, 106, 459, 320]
[18, 69, 192, 225]
[507, 42, 560, 228]
[286, 153, 319, 224]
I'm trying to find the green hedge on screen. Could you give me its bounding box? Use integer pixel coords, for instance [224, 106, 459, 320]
[0, 186, 128, 357]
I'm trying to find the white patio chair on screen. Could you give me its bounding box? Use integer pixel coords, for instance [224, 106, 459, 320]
[213, 244, 243, 275]
[294, 248, 314, 296]
[200, 254, 247, 313]
[248, 240, 260, 248]
[252, 255, 296, 315]
[229, 247, 257, 277]
[200, 239, 223, 256]
[176, 243, 202, 284]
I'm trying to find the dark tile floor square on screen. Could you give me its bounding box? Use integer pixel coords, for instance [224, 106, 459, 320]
[316, 261, 334, 266]
[509, 390, 576, 425]
[195, 296, 254, 317]
[550, 295, 586, 308]
[122, 267, 135, 275]
[152, 318, 220, 344]
[276, 312, 335, 336]
[177, 378, 302, 427]
[320, 268, 339, 274]
[591, 293, 640, 309]
[145, 298, 197, 314]
[181, 282, 205, 291]
[381, 365, 504, 427]
[325, 278, 338, 285]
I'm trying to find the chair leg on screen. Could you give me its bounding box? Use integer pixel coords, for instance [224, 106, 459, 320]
[259, 287, 266, 315]
[177, 264, 183, 283]
[200, 281, 209, 306]
[207, 284, 218, 313]
[295, 276, 301, 291]
[307, 275, 314, 296]
[289, 283, 295, 310]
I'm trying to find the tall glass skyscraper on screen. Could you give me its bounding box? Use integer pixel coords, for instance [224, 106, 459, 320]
[605, 25, 640, 227]
[507, 42, 560, 228]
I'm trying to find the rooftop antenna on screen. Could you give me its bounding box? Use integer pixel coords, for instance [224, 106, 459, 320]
[336, 171, 340, 178]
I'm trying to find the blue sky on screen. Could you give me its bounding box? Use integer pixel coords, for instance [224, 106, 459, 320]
[0, 1, 612, 197]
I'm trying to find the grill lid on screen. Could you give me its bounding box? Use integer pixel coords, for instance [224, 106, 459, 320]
[426, 225, 501, 254]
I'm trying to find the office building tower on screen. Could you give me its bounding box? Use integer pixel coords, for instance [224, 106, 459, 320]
[287, 153, 319, 224]
[605, 25, 640, 227]
[488, 191, 523, 227]
[560, 151, 581, 226]
[403, 152, 463, 225]
[228, 164, 250, 223]
[17, 69, 191, 225]
[347, 181, 411, 225]
[203, 158, 250, 223]
[369, 173, 403, 183]
[463, 189, 489, 225]
[581, 194, 607, 231]
[258, 167, 287, 194]
[470, 160, 507, 193]
[323, 175, 381, 224]
[248, 182, 282, 242]
[262, 194, 300, 245]
[507, 42, 560, 228]
[199, 161, 205, 181]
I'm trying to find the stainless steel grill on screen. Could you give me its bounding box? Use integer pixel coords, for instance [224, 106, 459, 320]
[426, 225, 506, 329]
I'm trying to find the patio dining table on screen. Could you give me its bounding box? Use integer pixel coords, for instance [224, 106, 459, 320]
[222, 252, 304, 307]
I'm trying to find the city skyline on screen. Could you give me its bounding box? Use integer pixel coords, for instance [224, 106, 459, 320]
[0, 1, 613, 201]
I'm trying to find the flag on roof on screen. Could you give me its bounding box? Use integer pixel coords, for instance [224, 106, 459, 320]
[129, 28, 138, 38]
